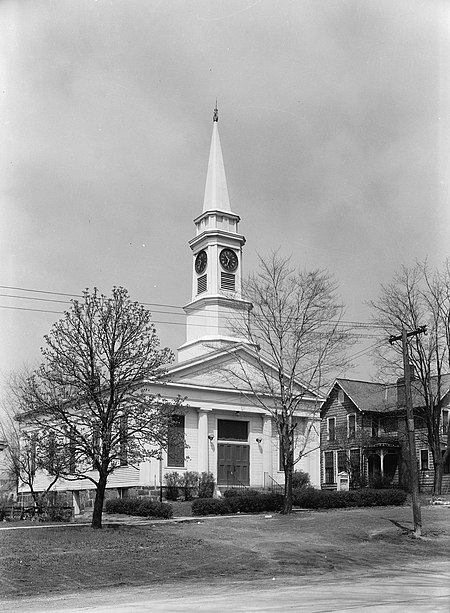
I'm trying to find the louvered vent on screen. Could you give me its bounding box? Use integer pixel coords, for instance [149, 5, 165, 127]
[197, 274, 207, 294]
[221, 272, 235, 291]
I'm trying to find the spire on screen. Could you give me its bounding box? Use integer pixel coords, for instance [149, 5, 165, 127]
[202, 104, 231, 213]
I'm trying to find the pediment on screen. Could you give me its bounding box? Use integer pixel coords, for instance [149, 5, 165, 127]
[166, 344, 317, 400]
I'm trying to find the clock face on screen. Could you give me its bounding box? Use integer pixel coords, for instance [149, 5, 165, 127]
[195, 250, 207, 274]
[219, 248, 238, 272]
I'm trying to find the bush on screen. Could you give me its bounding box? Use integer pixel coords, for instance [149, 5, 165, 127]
[192, 498, 230, 516]
[105, 497, 173, 519]
[292, 488, 407, 509]
[292, 470, 310, 490]
[192, 492, 284, 516]
[198, 472, 215, 498]
[180, 471, 199, 501]
[227, 493, 284, 513]
[164, 472, 181, 501]
[222, 488, 260, 498]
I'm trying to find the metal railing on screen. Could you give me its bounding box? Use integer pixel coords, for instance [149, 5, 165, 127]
[264, 472, 284, 494]
[226, 470, 248, 490]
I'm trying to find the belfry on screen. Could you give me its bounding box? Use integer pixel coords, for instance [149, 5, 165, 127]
[178, 106, 252, 362]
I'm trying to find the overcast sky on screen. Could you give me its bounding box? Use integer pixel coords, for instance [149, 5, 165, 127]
[1, 0, 449, 387]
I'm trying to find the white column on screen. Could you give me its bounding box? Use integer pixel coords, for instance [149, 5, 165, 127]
[197, 409, 209, 473]
[380, 449, 385, 478]
[72, 491, 81, 515]
[262, 415, 272, 485]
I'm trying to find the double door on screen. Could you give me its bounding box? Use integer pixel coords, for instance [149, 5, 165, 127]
[217, 443, 249, 486]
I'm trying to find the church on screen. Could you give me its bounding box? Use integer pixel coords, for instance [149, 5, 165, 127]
[21, 110, 321, 511]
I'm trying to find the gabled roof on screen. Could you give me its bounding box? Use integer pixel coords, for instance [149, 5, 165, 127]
[323, 374, 450, 415]
[336, 379, 396, 414]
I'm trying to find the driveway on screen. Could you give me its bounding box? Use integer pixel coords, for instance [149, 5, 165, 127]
[3, 561, 449, 612]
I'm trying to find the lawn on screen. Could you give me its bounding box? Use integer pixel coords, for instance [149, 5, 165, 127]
[1, 505, 449, 600]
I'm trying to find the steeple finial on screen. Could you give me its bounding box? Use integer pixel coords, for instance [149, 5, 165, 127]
[213, 100, 218, 123]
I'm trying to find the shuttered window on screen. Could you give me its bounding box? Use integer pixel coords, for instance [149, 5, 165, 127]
[324, 451, 335, 484]
[327, 417, 336, 442]
[221, 272, 235, 291]
[197, 275, 207, 294]
[167, 415, 185, 467]
[420, 449, 429, 471]
[347, 414, 356, 439]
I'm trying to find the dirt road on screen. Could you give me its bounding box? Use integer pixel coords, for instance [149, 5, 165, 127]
[3, 561, 449, 612]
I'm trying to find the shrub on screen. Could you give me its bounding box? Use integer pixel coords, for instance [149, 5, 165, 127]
[192, 492, 284, 516]
[292, 488, 407, 509]
[164, 472, 181, 501]
[198, 472, 215, 498]
[222, 488, 261, 498]
[180, 471, 199, 501]
[192, 498, 230, 516]
[292, 470, 310, 490]
[105, 497, 173, 519]
[227, 492, 284, 513]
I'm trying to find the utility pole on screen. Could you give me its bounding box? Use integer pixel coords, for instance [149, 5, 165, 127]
[389, 325, 426, 537]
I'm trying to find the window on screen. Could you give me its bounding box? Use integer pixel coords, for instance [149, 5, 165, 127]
[167, 415, 185, 467]
[324, 451, 335, 484]
[443, 450, 450, 475]
[383, 416, 398, 433]
[197, 274, 207, 294]
[443, 410, 449, 435]
[420, 449, 429, 471]
[371, 416, 380, 438]
[221, 272, 235, 291]
[337, 450, 347, 474]
[347, 414, 356, 439]
[338, 389, 344, 403]
[327, 417, 336, 442]
[218, 420, 248, 441]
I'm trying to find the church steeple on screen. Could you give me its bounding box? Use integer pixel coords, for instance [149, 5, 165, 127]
[203, 104, 231, 213]
[177, 108, 252, 363]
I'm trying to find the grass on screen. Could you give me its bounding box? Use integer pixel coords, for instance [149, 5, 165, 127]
[1, 505, 449, 600]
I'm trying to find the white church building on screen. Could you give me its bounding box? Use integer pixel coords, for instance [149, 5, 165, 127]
[22, 110, 321, 510]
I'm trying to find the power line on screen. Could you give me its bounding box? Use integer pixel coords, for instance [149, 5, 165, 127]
[0, 284, 387, 330]
[0, 303, 387, 342]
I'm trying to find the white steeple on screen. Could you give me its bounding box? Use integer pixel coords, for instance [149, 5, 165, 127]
[203, 105, 231, 213]
[177, 106, 252, 363]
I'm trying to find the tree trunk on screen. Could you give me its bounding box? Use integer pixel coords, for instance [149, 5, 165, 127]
[92, 473, 108, 529]
[433, 461, 443, 496]
[283, 465, 293, 514]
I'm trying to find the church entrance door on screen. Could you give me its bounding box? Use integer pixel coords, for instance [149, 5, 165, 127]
[217, 444, 250, 486]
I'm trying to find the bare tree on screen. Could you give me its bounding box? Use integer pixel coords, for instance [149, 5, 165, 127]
[226, 253, 352, 513]
[370, 260, 450, 494]
[14, 287, 181, 528]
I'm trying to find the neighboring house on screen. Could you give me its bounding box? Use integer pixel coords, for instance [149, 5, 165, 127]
[0, 438, 15, 499]
[320, 377, 450, 493]
[18, 110, 321, 513]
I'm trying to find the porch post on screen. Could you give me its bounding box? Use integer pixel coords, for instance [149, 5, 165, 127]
[380, 449, 385, 479]
[197, 409, 209, 473]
